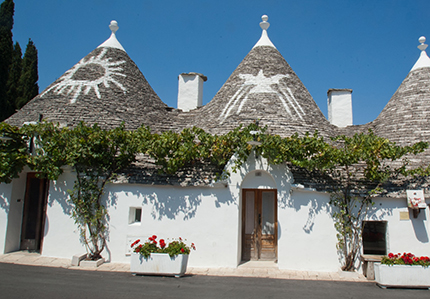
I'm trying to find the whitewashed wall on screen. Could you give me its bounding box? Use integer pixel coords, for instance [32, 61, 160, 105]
[1, 155, 428, 272]
[2, 170, 27, 254]
[228, 154, 340, 271]
[367, 197, 429, 256]
[105, 184, 238, 267]
[40, 170, 86, 258]
[0, 182, 12, 253]
[279, 189, 339, 271]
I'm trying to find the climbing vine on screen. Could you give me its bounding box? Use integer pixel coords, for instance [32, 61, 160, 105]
[0, 122, 29, 183]
[1, 121, 428, 266]
[309, 131, 428, 271]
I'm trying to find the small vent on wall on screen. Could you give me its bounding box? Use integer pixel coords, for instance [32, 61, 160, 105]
[255, 171, 262, 177]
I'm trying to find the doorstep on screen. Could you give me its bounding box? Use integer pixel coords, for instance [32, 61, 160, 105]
[238, 260, 278, 269]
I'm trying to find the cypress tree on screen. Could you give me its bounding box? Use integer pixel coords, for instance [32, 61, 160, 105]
[6, 42, 21, 113]
[0, 0, 14, 121]
[16, 39, 38, 109]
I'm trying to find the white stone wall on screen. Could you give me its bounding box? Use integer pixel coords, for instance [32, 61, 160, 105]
[367, 197, 429, 256]
[0, 155, 428, 271]
[40, 170, 85, 258]
[278, 189, 339, 271]
[105, 184, 239, 267]
[2, 171, 27, 254]
[0, 182, 12, 253]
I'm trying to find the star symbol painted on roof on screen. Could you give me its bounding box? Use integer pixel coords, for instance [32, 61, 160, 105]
[219, 69, 305, 121]
[41, 48, 127, 104]
[239, 70, 288, 94]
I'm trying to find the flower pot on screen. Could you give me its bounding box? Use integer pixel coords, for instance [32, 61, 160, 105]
[79, 257, 105, 268]
[375, 263, 430, 289]
[130, 252, 189, 277]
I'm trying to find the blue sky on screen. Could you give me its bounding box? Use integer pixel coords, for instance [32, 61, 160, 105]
[10, 0, 430, 125]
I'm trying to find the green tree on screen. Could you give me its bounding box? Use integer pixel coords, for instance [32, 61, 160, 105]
[304, 131, 428, 271]
[0, 0, 14, 121]
[1, 122, 428, 267]
[6, 42, 22, 112]
[0, 122, 28, 183]
[25, 122, 141, 260]
[0, 0, 38, 120]
[16, 39, 38, 109]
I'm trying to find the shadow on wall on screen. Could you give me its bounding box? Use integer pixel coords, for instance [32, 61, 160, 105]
[287, 192, 332, 234]
[367, 202, 394, 220]
[230, 155, 333, 235]
[50, 176, 121, 218]
[0, 192, 9, 213]
[367, 199, 428, 243]
[145, 192, 201, 220]
[113, 185, 231, 221]
[410, 209, 429, 243]
[49, 178, 73, 216]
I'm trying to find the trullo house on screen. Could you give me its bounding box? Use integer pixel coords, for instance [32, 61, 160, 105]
[1, 16, 429, 273]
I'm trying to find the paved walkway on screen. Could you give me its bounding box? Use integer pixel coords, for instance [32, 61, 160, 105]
[0, 251, 368, 282]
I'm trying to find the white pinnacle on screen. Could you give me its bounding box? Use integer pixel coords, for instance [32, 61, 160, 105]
[109, 20, 119, 34]
[97, 20, 126, 52]
[253, 15, 276, 49]
[411, 36, 430, 72]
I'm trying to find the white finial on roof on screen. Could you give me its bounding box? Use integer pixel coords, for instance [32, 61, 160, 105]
[260, 15, 270, 30]
[97, 20, 126, 52]
[253, 15, 276, 49]
[411, 36, 430, 72]
[109, 20, 119, 34]
[418, 36, 428, 51]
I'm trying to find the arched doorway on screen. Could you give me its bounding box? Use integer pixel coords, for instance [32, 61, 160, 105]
[241, 171, 277, 261]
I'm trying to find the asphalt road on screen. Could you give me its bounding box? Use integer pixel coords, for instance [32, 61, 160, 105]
[0, 263, 429, 299]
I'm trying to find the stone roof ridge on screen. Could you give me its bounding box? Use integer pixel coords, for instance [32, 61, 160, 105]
[253, 15, 276, 49]
[97, 20, 126, 52]
[410, 36, 430, 72]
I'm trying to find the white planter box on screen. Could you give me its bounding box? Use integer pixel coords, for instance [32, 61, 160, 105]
[130, 252, 189, 277]
[375, 263, 430, 289]
[79, 257, 105, 268]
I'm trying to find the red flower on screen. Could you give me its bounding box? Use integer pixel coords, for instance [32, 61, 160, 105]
[160, 239, 166, 249]
[152, 235, 157, 240]
[131, 239, 140, 247]
[181, 248, 185, 253]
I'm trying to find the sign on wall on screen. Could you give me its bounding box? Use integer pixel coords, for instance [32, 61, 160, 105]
[406, 189, 427, 209]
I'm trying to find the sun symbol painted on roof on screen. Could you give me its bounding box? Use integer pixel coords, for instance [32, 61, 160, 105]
[219, 69, 305, 121]
[42, 48, 127, 104]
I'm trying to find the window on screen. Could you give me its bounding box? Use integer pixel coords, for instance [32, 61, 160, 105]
[129, 207, 142, 224]
[362, 221, 387, 255]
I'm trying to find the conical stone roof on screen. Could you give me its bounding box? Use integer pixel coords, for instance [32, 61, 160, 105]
[373, 37, 430, 145]
[188, 16, 336, 138]
[7, 21, 172, 131]
[371, 36, 430, 167]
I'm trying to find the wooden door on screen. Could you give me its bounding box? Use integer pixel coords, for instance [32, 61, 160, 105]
[242, 189, 277, 261]
[20, 173, 48, 251]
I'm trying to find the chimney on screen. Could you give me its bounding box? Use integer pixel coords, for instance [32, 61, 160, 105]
[177, 72, 207, 112]
[327, 89, 353, 127]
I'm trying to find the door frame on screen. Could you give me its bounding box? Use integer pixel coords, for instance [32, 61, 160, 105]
[241, 188, 278, 261]
[20, 172, 49, 252]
